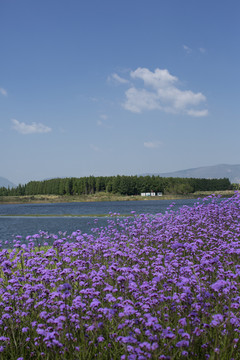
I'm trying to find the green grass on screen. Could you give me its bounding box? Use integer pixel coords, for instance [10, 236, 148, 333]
[0, 190, 236, 204]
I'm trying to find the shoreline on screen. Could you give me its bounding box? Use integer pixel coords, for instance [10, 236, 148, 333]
[0, 190, 236, 205]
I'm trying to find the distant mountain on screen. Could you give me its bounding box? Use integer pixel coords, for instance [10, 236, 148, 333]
[144, 164, 240, 183]
[0, 177, 16, 188]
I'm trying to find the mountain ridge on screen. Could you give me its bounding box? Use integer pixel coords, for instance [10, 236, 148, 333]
[143, 164, 240, 183]
[2, 164, 240, 189]
[0, 177, 16, 188]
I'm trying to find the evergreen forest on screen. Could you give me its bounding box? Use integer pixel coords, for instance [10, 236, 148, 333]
[0, 175, 232, 197]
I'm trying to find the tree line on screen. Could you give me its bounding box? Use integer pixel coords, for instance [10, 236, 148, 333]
[0, 175, 232, 197]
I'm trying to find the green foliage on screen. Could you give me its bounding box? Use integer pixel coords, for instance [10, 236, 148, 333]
[232, 183, 240, 190]
[0, 176, 232, 197]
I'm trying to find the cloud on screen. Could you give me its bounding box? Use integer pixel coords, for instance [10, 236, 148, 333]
[90, 144, 102, 152]
[121, 67, 208, 117]
[124, 87, 161, 113]
[183, 45, 192, 54]
[97, 120, 103, 126]
[183, 45, 206, 54]
[100, 114, 108, 120]
[0, 87, 7, 96]
[187, 109, 208, 117]
[109, 73, 129, 84]
[144, 141, 162, 149]
[97, 114, 112, 128]
[11, 119, 52, 134]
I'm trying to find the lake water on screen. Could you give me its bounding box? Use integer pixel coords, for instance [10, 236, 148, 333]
[0, 198, 200, 245]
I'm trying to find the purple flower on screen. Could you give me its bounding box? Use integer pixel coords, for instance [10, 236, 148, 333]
[161, 329, 176, 339]
[211, 280, 227, 292]
[22, 327, 29, 333]
[181, 332, 190, 340]
[139, 341, 152, 350]
[152, 342, 159, 350]
[210, 314, 224, 326]
[179, 318, 187, 327]
[105, 294, 116, 302]
[176, 340, 189, 348]
[58, 282, 72, 291]
[90, 299, 101, 308]
[97, 336, 105, 342]
[86, 325, 95, 332]
[193, 327, 202, 336]
[1, 194, 240, 358]
[0, 337, 9, 342]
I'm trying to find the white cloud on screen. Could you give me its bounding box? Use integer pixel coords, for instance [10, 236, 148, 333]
[100, 114, 108, 120]
[131, 68, 177, 88]
[90, 144, 102, 152]
[144, 141, 162, 149]
[187, 109, 209, 117]
[11, 119, 52, 134]
[121, 67, 208, 117]
[97, 120, 103, 126]
[124, 87, 161, 113]
[199, 47, 206, 53]
[183, 45, 192, 54]
[109, 73, 129, 84]
[0, 87, 7, 96]
[97, 115, 112, 129]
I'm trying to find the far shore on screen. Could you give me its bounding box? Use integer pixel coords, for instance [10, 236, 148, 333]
[0, 190, 236, 205]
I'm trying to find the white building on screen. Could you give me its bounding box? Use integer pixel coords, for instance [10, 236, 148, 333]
[141, 192, 162, 197]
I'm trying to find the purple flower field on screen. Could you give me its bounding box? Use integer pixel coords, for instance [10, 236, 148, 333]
[1, 194, 240, 359]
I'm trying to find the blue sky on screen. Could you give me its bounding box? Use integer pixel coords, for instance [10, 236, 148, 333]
[0, 0, 240, 185]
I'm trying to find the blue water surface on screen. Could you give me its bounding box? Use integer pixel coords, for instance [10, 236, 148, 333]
[0, 198, 199, 244]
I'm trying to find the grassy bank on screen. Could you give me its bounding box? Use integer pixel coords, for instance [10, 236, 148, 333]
[0, 190, 236, 204]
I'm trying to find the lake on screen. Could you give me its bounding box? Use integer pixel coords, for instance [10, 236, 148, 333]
[0, 198, 201, 246]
